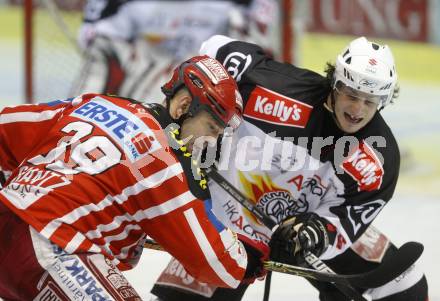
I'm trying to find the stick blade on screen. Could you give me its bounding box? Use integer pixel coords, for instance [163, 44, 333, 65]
[349, 241, 424, 288]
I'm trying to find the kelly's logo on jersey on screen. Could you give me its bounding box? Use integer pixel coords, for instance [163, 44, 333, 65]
[341, 141, 384, 192]
[244, 86, 313, 128]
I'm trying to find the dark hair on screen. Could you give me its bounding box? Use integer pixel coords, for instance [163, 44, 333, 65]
[324, 62, 336, 86]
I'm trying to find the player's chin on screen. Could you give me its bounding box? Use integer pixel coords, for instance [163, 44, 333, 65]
[340, 120, 365, 134]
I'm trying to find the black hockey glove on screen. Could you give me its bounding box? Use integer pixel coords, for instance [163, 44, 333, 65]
[269, 213, 336, 266]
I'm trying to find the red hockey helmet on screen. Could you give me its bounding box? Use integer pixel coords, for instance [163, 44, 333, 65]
[162, 55, 243, 129]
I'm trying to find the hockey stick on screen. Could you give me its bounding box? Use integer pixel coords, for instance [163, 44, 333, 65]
[204, 168, 276, 301]
[143, 238, 422, 289]
[262, 270, 272, 301]
[204, 166, 423, 301]
[142, 166, 423, 299]
[264, 241, 423, 289]
[205, 167, 365, 300]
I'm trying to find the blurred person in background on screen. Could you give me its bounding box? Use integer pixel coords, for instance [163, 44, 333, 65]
[71, 0, 278, 102]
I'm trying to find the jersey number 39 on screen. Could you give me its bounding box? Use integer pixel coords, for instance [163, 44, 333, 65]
[28, 121, 122, 175]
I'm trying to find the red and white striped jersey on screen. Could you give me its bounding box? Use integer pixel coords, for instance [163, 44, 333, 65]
[0, 98, 74, 178]
[0, 94, 247, 288]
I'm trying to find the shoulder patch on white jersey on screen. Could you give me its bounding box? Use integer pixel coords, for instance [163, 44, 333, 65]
[71, 97, 161, 162]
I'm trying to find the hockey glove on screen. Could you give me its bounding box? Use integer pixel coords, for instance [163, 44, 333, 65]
[237, 234, 269, 284]
[269, 213, 336, 266]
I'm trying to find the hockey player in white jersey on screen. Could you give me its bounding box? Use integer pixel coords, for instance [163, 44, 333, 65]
[150, 36, 429, 301]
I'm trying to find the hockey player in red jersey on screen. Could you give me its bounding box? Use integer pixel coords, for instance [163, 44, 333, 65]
[150, 37, 428, 300]
[0, 56, 269, 300]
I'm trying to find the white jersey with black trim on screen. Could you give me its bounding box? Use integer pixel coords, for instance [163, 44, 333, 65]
[201, 35, 400, 260]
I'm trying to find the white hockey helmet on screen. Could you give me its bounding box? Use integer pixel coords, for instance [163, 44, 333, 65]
[334, 37, 398, 108]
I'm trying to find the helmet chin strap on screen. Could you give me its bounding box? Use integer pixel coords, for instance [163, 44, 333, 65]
[176, 112, 192, 127]
[166, 106, 194, 150]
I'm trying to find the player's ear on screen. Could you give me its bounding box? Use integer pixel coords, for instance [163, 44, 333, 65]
[170, 89, 192, 119]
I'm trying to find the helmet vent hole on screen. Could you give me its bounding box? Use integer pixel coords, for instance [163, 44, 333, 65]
[390, 70, 393, 77]
[345, 57, 352, 64]
[372, 43, 379, 50]
[343, 49, 350, 58]
[189, 73, 204, 88]
[343, 69, 354, 81]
